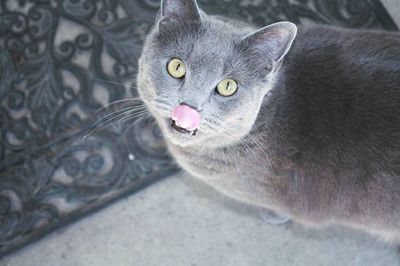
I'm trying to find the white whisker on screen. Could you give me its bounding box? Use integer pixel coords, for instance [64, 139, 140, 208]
[89, 106, 145, 130]
[94, 78, 126, 86]
[85, 108, 147, 137]
[117, 110, 151, 124]
[91, 97, 144, 116]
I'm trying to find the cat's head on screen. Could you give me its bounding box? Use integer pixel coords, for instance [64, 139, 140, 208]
[138, 0, 297, 148]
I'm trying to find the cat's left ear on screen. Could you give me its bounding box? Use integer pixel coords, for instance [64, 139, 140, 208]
[240, 22, 297, 63]
[157, 0, 202, 32]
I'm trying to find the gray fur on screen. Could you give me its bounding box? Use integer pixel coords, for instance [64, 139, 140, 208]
[138, 0, 400, 242]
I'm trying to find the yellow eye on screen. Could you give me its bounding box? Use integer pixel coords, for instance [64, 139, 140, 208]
[216, 79, 238, 97]
[167, 58, 186, 79]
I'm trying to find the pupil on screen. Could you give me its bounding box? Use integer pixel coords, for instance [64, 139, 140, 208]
[226, 81, 230, 90]
[176, 63, 180, 71]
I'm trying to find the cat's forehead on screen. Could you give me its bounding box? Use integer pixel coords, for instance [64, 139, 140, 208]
[194, 26, 236, 54]
[185, 27, 242, 78]
[190, 34, 232, 62]
[155, 20, 242, 61]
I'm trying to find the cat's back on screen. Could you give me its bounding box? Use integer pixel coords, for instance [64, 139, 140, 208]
[290, 24, 400, 61]
[285, 24, 400, 90]
[268, 24, 400, 171]
[278, 24, 400, 137]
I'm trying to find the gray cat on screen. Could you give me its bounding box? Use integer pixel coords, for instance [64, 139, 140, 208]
[137, 0, 400, 242]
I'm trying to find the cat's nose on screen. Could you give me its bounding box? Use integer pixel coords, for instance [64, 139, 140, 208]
[171, 104, 200, 131]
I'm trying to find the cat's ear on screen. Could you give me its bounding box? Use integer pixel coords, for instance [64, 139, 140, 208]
[240, 22, 297, 63]
[156, 0, 202, 32]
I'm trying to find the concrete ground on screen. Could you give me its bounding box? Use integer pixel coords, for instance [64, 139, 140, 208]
[1, 173, 400, 266]
[382, 0, 400, 26]
[2, 1, 400, 265]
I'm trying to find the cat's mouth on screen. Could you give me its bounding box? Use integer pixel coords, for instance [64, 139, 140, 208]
[168, 104, 200, 140]
[170, 119, 198, 136]
[171, 119, 197, 136]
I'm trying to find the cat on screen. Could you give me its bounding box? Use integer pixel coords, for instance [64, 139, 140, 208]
[137, 0, 400, 242]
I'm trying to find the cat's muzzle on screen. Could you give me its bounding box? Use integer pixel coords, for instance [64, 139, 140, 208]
[170, 104, 200, 136]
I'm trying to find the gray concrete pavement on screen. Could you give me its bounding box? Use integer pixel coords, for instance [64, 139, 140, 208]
[381, 0, 400, 27]
[1, 173, 399, 266]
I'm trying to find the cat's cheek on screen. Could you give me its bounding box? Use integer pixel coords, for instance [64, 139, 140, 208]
[137, 78, 151, 102]
[152, 116, 176, 143]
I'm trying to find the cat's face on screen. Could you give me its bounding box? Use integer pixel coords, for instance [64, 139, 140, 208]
[138, 0, 297, 148]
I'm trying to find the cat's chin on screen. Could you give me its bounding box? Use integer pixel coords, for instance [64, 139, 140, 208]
[156, 117, 205, 148]
[165, 123, 200, 147]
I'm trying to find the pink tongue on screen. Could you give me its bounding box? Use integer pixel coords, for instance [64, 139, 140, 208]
[171, 104, 200, 131]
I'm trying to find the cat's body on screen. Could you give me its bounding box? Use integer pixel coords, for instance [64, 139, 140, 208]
[138, 0, 400, 241]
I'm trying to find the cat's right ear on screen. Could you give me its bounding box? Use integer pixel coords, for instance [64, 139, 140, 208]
[156, 0, 202, 32]
[240, 22, 297, 63]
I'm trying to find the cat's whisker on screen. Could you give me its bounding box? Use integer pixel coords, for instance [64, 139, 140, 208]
[94, 77, 138, 88]
[121, 110, 152, 124]
[198, 117, 224, 133]
[93, 108, 147, 131]
[202, 124, 220, 133]
[94, 78, 126, 87]
[91, 98, 144, 117]
[100, 110, 151, 131]
[153, 103, 172, 112]
[153, 97, 173, 106]
[88, 106, 144, 130]
[84, 109, 150, 139]
[86, 108, 144, 136]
